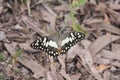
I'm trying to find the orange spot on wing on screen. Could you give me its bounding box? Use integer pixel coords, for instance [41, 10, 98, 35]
[57, 48, 62, 54]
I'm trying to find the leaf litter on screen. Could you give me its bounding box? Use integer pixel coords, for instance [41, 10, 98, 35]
[0, 0, 120, 80]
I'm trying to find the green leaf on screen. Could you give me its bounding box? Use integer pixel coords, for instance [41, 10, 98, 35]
[0, 75, 5, 80]
[0, 54, 4, 61]
[78, 0, 87, 6]
[22, 0, 27, 4]
[72, 24, 86, 34]
[15, 50, 23, 57]
[71, 0, 87, 7]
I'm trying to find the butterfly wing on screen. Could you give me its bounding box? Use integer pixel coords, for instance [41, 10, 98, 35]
[30, 32, 85, 57]
[30, 36, 59, 57]
[61, 32, 85, 54]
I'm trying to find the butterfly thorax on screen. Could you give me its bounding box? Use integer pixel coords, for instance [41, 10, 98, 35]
[47, 34, 63, 53]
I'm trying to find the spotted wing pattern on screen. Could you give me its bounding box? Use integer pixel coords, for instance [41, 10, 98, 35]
[61, 32, 85, 54]
[30, 32, 85, 57]
[30, 37, 60, 56]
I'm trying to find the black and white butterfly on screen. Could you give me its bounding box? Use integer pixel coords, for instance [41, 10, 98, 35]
[30, 32, 85, 57]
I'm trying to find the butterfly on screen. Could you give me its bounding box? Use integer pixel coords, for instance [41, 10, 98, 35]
[30, 32, 85, 57]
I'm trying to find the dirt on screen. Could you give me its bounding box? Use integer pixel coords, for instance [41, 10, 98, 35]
[0, 0, 120, 80]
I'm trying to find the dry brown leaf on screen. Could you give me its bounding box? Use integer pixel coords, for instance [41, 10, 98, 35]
[58, 54, 71, 80]
[81, 40, 92, 49]
[46, 72, 54, 80]
[0, 31, 6, 41]
[89, 34, 120, 57]
[70, 74, 82, 80]
[0, 2, 4, 14]
[54, 4, 70, 11]
[101, 49, 120, 61]
[78, 49, 104, 80]
[74, 41, 103, 80]
[18, 53, 46, 78]
[94, 55, 110, 65]
[22, 16, 48, 36]
[41, 7, 56, 33]
[42, 3, 57, 17]
[109, 1, 120, 10]
[103, 71, 111, 80]
[83, 18, 103, 25]
[107, 8, 120, 25]
[67, 44, 80, 59]
[13, 24, 29, 33]
[96, 64, 110, 73]
[49, 55, 68, 80]
[47, 71, 64, 80]
[4, 43, 46, 78]
[103, 14, 110, 24]
[112, 44, 120, 54]
[96, 2, 107, 11]
[4, 42, 17, 55]
[90, 23, 120, 35]
[64, 14, 79, 27]
[99, 23, 120, 35]
[49, 57, 60, 73]
[6, 33, 27, 43]
[19, 40, 33, 51]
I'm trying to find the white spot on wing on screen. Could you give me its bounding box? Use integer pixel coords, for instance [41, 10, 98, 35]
[35, 42, 39, 46]
[46, 40, 58, 48]
[56, 52, 58, 55]
[51, 51, 53, 54]
[61, 37, 71, 46]
[36, 40, 39, 43]
[65, 47, 67, 50]
[71, 33, 74, 37]
[63, 50, 65, 52]
[43, 38, 46, 42]
[69, 38, 73, 42]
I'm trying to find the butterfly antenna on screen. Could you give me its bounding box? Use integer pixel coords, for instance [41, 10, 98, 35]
[59, 25, 67, 34]
[55, 27, 61, 38]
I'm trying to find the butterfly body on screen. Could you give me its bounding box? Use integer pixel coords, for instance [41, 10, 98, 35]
[30, 32, 85, 57]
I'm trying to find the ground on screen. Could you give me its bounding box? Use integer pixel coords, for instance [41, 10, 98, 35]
[0, 0, 120, 80]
